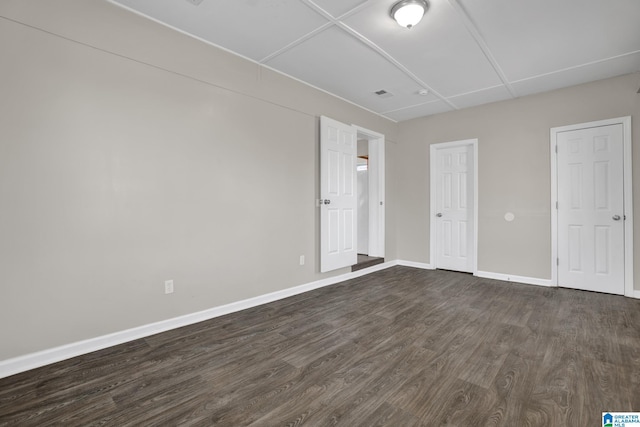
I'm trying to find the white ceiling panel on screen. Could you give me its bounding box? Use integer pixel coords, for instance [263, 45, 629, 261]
[311, 0, 370, 18]
[384, 100, 453, 122]
[343, 0, 503, 97]
[265, 26, 427, 113]
[448, 85, 513, 110]
[459, 0, 640, 82]
[111, 0, 329, 61]
[512, 51, 640, 97]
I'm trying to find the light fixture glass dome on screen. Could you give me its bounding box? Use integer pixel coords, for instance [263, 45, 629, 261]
[391, 0, 428, 29]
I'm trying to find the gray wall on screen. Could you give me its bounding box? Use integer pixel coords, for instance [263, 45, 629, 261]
[0, 0, 398, 360]
[396, 72, 640, 282]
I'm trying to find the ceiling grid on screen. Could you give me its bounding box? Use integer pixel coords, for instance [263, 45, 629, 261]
[110, 0, 640, 121]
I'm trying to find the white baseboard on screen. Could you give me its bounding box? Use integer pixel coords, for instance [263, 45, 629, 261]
[396, 262, 553, 288]
[397, 260, 435, 270]
[477, 271, 640, 298]
[475, 270, 555, 287]
[0, 260, 398, 380]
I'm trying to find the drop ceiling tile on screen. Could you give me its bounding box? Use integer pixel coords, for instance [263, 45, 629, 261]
[448, 85, 513, 109]
[342, 0, 503, 97]
[384, 100, 453, 122]
[459, 0, 640, 82]
[512, 52, 640, 97]
[111, 0, 329, 61]
[265, 26, 427, 113]
[311, 0, 369, 18]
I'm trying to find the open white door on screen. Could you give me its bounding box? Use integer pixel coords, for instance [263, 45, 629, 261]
[320, 116, 357, 272]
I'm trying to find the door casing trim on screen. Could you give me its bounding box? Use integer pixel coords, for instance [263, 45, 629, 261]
[550, 116, 633, 296]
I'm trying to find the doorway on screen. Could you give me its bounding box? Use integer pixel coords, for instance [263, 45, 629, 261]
[551, 117, 633, 296]
[355, 126, 385, 259]
[351, 132, 384, 271]
[429, 139, 478, 273]
[320, 117, 385, 273]
[357, 143, 370, 256]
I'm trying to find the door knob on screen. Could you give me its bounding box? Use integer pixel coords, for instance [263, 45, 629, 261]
[613, 215, 621, 221]
[436, 213, 443, 217]
[324, 199, 331, 205]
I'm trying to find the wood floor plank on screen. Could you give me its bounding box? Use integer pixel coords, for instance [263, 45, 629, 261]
[322, 346, 429, 425]
[487, 352, 536, 426]
[358, 402, 425, 427]
[1, 266, 639, 426]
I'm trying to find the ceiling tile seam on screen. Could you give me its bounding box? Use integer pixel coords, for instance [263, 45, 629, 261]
[259, 0, 376, 67]
[381, 99, 447, 114]
[335, 22, 459, 110]
[259, 22, 334, 63]
[446, 0, 517, 98]
[447, 83, 508, 99]
[509, 49, 640, 84]
[299, 0, 340, 22]
[300, 0, 375, 23]
[382, 82, 512, 114]
[334, 0, 378, 21]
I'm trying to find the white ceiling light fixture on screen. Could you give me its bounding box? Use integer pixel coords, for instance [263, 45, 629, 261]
[390, 0, 429, 29]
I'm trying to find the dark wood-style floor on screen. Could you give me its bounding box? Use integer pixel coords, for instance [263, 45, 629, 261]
[1, 266, 639, 426]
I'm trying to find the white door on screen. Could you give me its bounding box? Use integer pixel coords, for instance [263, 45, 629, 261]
[557, 124, 625, 294]
[434, 143, 475, 272]
[320, 116, 357, 272]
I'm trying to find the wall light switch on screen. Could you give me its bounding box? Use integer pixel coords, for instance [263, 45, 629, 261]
[299, 255, 305, 266]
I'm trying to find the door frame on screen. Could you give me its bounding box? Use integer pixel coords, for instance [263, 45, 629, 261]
[550, 116, 633, 297]
[354, 125, 385, 258]
[429, 139, 478, 273]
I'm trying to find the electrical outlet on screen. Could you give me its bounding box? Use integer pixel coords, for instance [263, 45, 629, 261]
[299, 255, 305, 266]
[164, 280, 174, 294]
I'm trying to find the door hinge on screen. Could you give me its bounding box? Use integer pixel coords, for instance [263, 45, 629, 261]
[555, 145, 558, 153]
[556, 201, 558, 209]
[557, 258, 559, 266]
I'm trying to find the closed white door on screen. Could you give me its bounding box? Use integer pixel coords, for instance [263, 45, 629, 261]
[320, 116, 357, 273]
[557, 124, 624, 294]
[434, 144, 474, 272]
